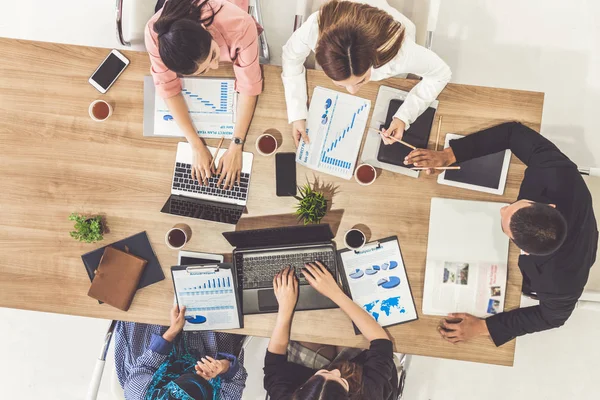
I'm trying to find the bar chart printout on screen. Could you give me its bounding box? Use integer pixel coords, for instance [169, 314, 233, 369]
[297, 86, 371, 179]
[154, 77, 237, 138]
[172, 267, 240, 331]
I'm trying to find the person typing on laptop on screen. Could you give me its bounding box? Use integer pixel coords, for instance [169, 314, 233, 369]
[264, 264, 399, 400]
[146, 0, 262, 189]
[405, 121, 598, 346]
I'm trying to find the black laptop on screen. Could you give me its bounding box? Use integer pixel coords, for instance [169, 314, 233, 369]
[223, 224, 340, 314]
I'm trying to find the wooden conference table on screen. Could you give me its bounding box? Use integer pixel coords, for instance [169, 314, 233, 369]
[0, 39, 544, 366]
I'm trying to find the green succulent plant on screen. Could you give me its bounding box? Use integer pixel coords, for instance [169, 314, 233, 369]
[69, 213, 104, 243]
[295, 183, 328, 225]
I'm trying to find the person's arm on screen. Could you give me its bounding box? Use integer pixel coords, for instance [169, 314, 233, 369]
[264, 267, 314, 399]
[216, 93, 257, 189]
[381, 40, 451, 143]
[405, 121, 576, 172]
[123, 306, 186, 399]
[281, 11, 319, 146]
[302, 262, 389, 342]
[145, 23, 214, 184]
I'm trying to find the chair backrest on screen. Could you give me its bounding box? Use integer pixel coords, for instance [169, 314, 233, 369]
[116, 0, 158, 47]
[583, 175, 600, 292]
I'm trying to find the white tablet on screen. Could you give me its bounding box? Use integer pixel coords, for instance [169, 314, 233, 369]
[178, 251, 224, 266]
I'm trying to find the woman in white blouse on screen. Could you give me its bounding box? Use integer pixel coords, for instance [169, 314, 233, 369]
[282, 0, 451, 147]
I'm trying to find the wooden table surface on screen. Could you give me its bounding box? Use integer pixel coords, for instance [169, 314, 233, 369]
[0, 38, 544, 366]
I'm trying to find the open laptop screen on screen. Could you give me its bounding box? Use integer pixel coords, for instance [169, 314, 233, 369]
[223, 224, 334, 249]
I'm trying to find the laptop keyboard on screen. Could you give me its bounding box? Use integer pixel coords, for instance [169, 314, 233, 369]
[168, 196, 243, 224]
[238, 250, 337, 289]
[173, 162, 250, 202]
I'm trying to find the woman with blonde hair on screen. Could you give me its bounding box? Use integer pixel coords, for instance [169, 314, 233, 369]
[282, 0, 451, 147]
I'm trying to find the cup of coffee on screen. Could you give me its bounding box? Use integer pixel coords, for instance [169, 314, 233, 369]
[354, 163, 377, 186]
[256, 133, 278, 156]
[345, 228, 367, 250]
[165, 223, 192, 250]
[88, 99, 113, 122]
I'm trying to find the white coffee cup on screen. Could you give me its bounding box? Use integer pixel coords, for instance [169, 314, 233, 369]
[354, 163, 377, 186]
[344, 228, 367, 250]
[165, 223, 192, 250]
[255, 133, 278, 156]
[88, 99, 113, 122]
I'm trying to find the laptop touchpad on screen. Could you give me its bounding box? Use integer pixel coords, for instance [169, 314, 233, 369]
[258, 289, 279, 312]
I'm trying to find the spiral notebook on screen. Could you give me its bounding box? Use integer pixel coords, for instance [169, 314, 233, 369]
[338, 237, 418, 334]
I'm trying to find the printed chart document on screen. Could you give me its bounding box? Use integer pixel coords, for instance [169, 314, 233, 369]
[154, 77, 237, 138]
[423, 198, 510, 317]
[339, 237, 418, 329]
[297, 87, 371, 180]
[171, 264, 242, 331]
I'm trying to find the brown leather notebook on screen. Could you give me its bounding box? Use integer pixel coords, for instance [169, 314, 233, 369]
[87, 246, 147, 311]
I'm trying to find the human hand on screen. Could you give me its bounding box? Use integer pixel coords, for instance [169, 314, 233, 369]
[273, 266, 298, 315]
[163, 304, 186, 342]
[404, 147, 457, 175]
[216, 144, 242, 190]
[302, 262, 343, 300]
[195, 356, 230, 380]
[438, 313, 489, 344]
[292, 119, 310, 148]
[191, 143, 215, 185]
[380, 117, 406, 145]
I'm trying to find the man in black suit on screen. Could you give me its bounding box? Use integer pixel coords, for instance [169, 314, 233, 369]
[405, 122, 598, 347]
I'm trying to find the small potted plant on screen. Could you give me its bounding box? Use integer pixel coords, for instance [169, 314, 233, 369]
[295, 183, 328, 225]
[69, 213, 105, 243]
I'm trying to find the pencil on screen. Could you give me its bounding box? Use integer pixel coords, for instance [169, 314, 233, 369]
[378, 130, 417, 150]
[213, 137, 225, 169]
[410, 166, 461, 170]
[435, 115, 443, 151]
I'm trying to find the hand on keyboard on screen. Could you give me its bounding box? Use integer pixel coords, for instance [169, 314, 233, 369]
[191, 144, 215, 185]
[273, 266, 298, 315]
[302, 261, 344, 300]
[216, 146, 243, 190]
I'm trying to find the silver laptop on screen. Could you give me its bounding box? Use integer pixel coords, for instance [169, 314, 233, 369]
[161, 142, 253, 225]
[223, 225, 340, 314]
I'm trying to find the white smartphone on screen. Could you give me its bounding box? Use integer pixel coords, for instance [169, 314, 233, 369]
[177, 250, 224, 266]
[88, 49, 130, 93]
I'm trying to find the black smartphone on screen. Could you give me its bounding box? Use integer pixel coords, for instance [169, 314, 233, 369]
[276, 153, 297, 197]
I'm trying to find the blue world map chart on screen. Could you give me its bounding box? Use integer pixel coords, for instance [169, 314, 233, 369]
[364, 296, 406, 322]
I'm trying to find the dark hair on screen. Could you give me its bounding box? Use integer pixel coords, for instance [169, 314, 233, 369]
[292, 361, 363, 400]
[510, 202, 568, 256]
[315, 0, 405, 82]
[153, 0, 220, 75]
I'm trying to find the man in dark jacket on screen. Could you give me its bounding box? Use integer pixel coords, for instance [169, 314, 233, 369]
[405, 122, 598, 346]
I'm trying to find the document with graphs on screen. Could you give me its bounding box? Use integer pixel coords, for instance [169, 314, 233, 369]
[296, 87, 371, 179]
[154, 77, 237, 138]
[171, 264, 242, 331]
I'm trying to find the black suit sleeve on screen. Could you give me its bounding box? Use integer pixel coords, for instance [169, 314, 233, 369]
[485, 292, 580, 346]
[263, 351, 316, 400]
[449, 122, 575, 169]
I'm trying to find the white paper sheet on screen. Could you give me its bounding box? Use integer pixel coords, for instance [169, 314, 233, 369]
[173, 267, 240, 331]
[340, 239, 418, 327]
[154, 77, 237, 138]
[422, 198, 510, 318]
[296, 87, 371, 180]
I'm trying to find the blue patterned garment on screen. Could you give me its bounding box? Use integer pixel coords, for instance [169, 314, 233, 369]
[114, 322, 247, 400]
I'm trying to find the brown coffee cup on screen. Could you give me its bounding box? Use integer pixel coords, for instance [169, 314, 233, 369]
[354, 163, 376, 186]
[255, 133, 278, 156]
[89, 99, 113, 122]
[165, 223, 192, 250]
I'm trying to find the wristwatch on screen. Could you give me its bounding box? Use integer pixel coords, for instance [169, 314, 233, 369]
[232, 137, 245, 145]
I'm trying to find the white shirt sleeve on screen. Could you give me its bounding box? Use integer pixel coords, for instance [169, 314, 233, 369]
[372, 39, 451, 130]
[281, 11, 320, 124]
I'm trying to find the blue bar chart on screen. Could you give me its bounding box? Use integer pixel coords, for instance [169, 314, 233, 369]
[297, 87, 371, 179]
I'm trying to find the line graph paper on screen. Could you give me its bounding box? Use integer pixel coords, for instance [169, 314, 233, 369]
[297, 87, 371, 179]
[154, 77, 237, 138]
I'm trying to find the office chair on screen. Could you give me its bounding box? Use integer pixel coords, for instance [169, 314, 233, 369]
[115, 0, 270, 63]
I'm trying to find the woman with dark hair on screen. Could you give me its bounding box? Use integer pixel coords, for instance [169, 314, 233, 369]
[146, 0, 262, 189]
[264, 264, 398, 400]
[114, 305, 247, 399]
[282, 0, 451, 147]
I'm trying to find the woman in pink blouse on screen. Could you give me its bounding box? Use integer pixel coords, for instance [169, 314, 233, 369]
[146, 0, 262, 188]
